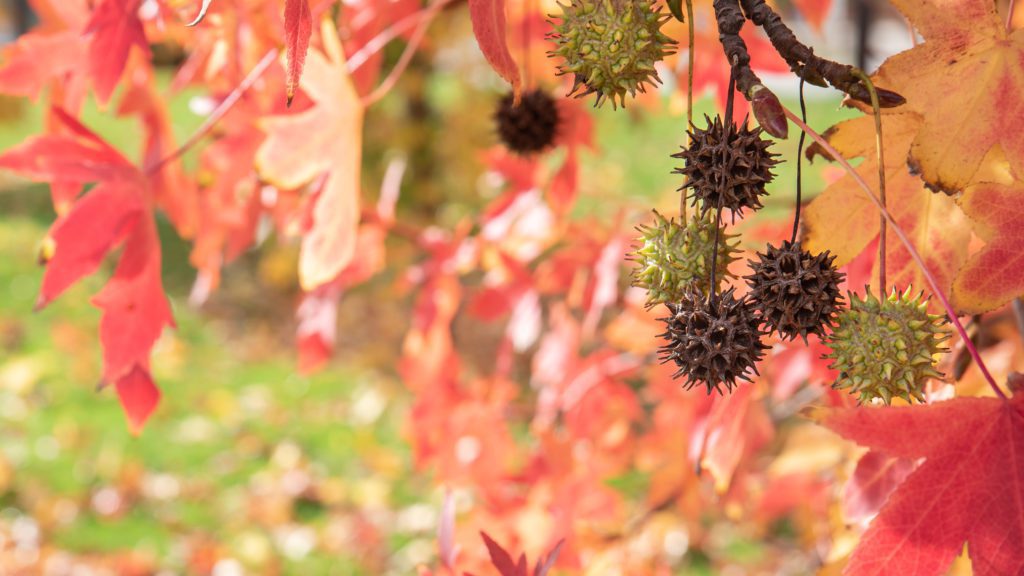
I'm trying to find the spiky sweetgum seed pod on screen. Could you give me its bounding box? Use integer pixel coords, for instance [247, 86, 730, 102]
[826, 286, 951, 405]
[658, 287, 768, 395]
[744, 240, 844, 342]
[630, 210, 739, 307]
[672, 114, 779, 221]
[548, 0, 676, 108]
[494, 89, 561, 155]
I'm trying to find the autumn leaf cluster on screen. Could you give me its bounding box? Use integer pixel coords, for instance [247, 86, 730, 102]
[0, 0, 1021, 574]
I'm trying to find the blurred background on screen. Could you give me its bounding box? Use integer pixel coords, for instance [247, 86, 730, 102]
[0, 0, 923, 574]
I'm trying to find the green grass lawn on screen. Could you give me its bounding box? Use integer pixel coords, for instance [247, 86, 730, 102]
[0, 218, 430, 574]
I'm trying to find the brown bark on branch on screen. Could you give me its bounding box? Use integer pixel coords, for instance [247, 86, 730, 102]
[737, 0, 905, 107]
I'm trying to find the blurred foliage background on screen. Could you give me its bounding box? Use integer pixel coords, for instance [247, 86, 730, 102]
[0, 0, 872, 573]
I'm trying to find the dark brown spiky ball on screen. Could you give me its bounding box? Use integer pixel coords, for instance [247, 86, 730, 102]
[744, 241, 844, 342]
[673, 114, 779, 221]
[659, 287, 768, 394]
[494, 89, 560, 154]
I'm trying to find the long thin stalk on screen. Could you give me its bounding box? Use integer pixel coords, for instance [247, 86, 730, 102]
[783, 108, 1007, 401]
[790, 79, 805, 244]
[850, 69, 886, 299]
[681, 0, 695, 220]
[146, 49, 278, 175]
[361, 0, 454, 106]
[707, 70, 737, 304]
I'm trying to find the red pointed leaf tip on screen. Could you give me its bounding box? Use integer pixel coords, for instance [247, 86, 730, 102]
[468, 0, 522, 94]
[534, 539, 565, 576]
[480, 532, 525, 576]
[86, 0, 150, 105]
[748, 84, 788, 139]
[283, 0, 312, 107]
[115, 366, 160, 434]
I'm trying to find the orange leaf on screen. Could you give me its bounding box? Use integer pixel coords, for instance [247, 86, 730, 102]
[952, 180, 1024, 312]
[699, 383, 770, 493]
[468, 0, 521, 98]
[869, 0, 1024, 192]
[257, 19, 364, 291]
[804, 114, 970, 301]
[821, 394, 1024, 576]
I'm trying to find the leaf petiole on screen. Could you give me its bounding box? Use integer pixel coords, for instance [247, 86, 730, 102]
[783, 107, 1009, 401]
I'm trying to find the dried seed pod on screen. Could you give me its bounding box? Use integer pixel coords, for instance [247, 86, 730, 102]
[629, 211, 739, 307]
[659, 287, 768, 394]
[494, 89, 561, 154]
[745, 240, 844, 341]
[548, 0, 676, 108]
[673, 114, 779, 221]
[826, 286, 951, 404]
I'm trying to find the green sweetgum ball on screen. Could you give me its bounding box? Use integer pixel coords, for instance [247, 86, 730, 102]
[827, 287, 951, 404]
[548, 0, 676, 108]
[629, 210, 738, 308]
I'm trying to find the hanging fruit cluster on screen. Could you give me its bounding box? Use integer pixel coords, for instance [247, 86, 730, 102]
[491, 0, 948, 403]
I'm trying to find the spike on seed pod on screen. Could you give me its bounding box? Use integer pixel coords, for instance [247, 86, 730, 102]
[547, 0, 677, 109]
[672, 114, 779, 222]
[744, 240, 844, 342]
[658, 287, 768, 395]
[629, 210, 739, 307]
[494, 89, 561, 155]
[826, 286, 951, 405]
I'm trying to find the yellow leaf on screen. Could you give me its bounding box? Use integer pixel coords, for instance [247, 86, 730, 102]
[256, 19, 363, 290]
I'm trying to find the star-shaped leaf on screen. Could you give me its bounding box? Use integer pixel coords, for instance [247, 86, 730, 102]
[820, 393, 1024, 575]
[870, 0, 1024, 192]
[256, 18, 364, 291]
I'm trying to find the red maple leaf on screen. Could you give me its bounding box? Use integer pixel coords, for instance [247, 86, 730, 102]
[85, 0, 150, 105]
[820, 393, 1024, 575]
[0, 108, 173, 433]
